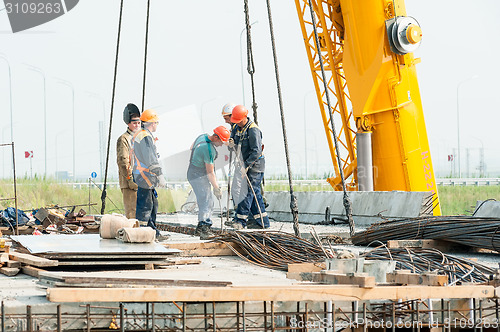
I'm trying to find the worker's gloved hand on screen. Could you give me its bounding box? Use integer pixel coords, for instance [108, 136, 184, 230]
[158, 176, 167, 188]
[213, 187, 222, 200]
[127, 178, 138, 190]
[227, 138, 235, 150]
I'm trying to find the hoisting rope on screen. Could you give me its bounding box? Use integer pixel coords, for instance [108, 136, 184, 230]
[306, 0, 355, 237]
[264, 0, 300, 237]
[101, 0, 125, 214]
[243, 0, 258, 125]
[141, 0, 151, 112]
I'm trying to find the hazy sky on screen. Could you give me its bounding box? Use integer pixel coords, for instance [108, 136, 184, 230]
[0, 0, 499, 180]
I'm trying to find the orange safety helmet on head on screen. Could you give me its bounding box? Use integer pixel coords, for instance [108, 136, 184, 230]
[140, 109, 159, 123]
[213, 126, 230, 142]
[221, 102, 236, 116]
[230, 105, 248, 123]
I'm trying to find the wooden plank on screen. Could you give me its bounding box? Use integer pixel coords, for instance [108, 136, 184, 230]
[165, 242, 239, 257]
[46, 285, 495, 303]
[60, 276, 232, 287]
[313, 272, 375, 288]
[286, 272, 314, 281]
[0, 267, 19, 276]
[0, 253, 8, 263]
[41, 254, 175, 260]
[21, 266, 46, 278]
[6, 260, 21, 268]
[386, 239, 464, 252]
[55, 259, 168, 266]
[9, 251, 58, 267]
[386, 271, 448, 286]
[287, 262, 326, 273]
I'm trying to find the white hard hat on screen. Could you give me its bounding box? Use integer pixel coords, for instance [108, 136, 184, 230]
[221, 102, 236, 116]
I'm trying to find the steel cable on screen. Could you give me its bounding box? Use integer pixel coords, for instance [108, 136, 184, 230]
[353, 216, 500, 252]
[212, 231, 330, 270]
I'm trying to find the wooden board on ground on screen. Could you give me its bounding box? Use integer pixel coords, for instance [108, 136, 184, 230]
[0, 267, 19, 276]
[386, 239, 465, 252]
[6, 260, 21, 268]
[41, 254, 177, 260]
[9, 251, 58, 267]
[165, 241, 239, 257]
[286, 271, 314, 281]
[22, 266, 47, 278]
[46, 285, 495, 303]
[288, 262, 326, 273]
[55, 259, 169, 266]
[386, 270, 448, 286]
[313, 271, 375, 288]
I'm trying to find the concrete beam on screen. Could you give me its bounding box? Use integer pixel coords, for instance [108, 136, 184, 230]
[265, 191, 433, 226]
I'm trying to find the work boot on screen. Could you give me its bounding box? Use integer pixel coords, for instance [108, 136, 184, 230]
[246, 222, 268, 230]
[225, 221, 245, 230]
[194, 223, 203, 236]
[199, 224, 214, 240]
[156, 231, 170, 242]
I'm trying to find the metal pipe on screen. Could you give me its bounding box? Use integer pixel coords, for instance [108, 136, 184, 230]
[25, 64, 47, 176]
[0, 55, 14, 149]
[356, 132, 373, 191]
[151, 303, 155, 332]
[27, 305, 32, 332]
[120, 303, 124, 332]
[12, 142, 17, 235]
[182, 302, 186, 332]
[57, 304, 61, 332]
[212, 302, 216, 332]
[1, 301, 4, 332]
[86, 304, 90, 332]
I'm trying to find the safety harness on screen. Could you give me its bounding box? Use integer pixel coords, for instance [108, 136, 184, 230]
[189, 135, 217, 170]
[130, 129, 154, 188]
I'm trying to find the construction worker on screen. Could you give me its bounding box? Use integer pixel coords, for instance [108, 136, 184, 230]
[226, 105, 270, 229]
[188, 126, 230, 239]
[116, 103, 141, 219]
[131, 108, 167, 238]
[221, 102, 236, 126]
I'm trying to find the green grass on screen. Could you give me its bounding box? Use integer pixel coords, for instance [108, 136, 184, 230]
[0, 178, 188, 215]
[437, 186, 500, 215]
[264, 182, 500, 216]
[0, 178, 498, 216]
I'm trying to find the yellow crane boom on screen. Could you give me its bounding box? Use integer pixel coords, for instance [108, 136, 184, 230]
[295, 0, 441, 215]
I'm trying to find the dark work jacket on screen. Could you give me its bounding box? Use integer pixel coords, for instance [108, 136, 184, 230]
[231, 118, 265, 173]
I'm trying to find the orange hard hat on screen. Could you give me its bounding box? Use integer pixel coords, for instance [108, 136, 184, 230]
[140, 109, 159, 123]
[213, 126, 230, 142]
[230, 105, 248, 123]
[221, 102, 236, 116]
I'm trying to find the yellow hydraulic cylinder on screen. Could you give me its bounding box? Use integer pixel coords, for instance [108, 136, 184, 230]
[341, 0, 441, 214]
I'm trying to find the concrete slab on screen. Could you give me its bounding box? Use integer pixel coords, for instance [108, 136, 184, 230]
[265, 191, 434, 226]
[473, 200, 500, 217]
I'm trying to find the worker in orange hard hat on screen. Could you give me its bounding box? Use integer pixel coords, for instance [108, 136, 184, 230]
[226, 105, 269, 230]
[117, 103, 141, 219]
[188, 125, 231, 239]
[131, 108, 168, 240]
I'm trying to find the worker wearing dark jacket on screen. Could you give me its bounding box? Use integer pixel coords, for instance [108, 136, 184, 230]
[131, 108, 166, 237]
[188, 126, 230, 239]
[117, 103, 141, 219]
[226, 105, 269, 229]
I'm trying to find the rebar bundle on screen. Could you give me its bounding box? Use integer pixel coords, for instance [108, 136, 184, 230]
[352, 216, 500, 252]
[212, 231, 329, 270]
[362, 247, 496, 283]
